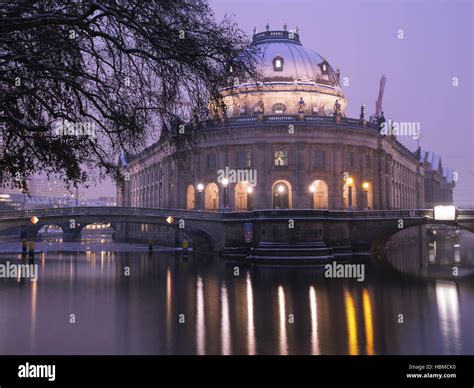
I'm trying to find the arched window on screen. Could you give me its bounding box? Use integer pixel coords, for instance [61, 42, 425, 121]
[319, 60, 329, 74]
[235, 181, 251, 211]
[186, 185, 195, 210]
[310, 180, 329, 209]
[273, 56, 284, 71]
[272, 180, 292, 209]
[343, 179, 357, 209]
[205, 183, 219, 210]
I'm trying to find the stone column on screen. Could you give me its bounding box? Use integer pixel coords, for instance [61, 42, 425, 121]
[295, 141, 306, 209]
[253, 141, 267, 209]
[332, 144, 344, 209]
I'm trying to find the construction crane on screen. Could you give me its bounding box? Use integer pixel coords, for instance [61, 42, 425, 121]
[374, 74, 386, 118]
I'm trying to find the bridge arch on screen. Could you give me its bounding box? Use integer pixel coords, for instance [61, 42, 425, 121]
[370, 221, 474, 257]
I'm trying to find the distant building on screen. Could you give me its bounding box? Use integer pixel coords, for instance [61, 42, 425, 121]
[419, 151, 455, 207]
[0, 175, 75, 209]
[82, 197, 116, 207]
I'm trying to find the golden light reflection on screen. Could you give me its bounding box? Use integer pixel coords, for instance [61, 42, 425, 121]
[278, 285, 288, 355]
[100, 251, 105, 272]
[220, 282, 231, 355]
[362, 288, 374, 355]
[344, 289, 358, 355]
[246, 272, 256, 355]
[435, 281, 461, 354]
[196, 275, 206, 355]
[30, 280, 37, 348]
[309, 286, 320, 355]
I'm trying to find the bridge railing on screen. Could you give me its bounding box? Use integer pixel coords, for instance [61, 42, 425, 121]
[0, 207, 472, 221]
[0, 206, 223, 220]
[223, 209, 435, 219]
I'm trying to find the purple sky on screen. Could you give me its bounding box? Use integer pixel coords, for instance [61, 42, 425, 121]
[88, 0, 473, 206]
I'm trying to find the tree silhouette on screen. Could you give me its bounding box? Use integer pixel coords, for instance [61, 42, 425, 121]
[0, 0, 258, 192]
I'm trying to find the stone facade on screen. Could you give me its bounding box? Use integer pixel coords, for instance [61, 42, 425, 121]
[117, 117, 423, 212]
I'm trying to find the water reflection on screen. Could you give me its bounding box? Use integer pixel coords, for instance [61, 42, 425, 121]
[362, 289, 374, 355]
[220, 283, 231, 355]
[435, 282, 461, 354]
[344, 289, 358, 355]
[196, 275, 206, 355]
[0, 245, 472, 355]
[246, 272, 256, 355]
[278, 285, 288, 355]
[309, 286, 320, 355]
[166, 266, 172, 352]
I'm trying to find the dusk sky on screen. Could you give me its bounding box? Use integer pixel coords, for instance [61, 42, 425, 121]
[88, 0, 473, 206]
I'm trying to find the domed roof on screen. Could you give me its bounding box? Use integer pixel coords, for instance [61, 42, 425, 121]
[251, 28, 341, 89]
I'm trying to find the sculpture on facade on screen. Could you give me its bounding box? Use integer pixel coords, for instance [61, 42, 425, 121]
[298, 97, 305, 113]
[333, 99, 341, 116]
[359, 103, 365, 120]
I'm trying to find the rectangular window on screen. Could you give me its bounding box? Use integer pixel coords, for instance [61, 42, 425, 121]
[345, 151, 355, 168]
[207, 154, 217, 170]
[237, 150, 251, 168]
[366, 154, 371, 169]
[274, 150, 289, 166]
[313, 150, 325, 168]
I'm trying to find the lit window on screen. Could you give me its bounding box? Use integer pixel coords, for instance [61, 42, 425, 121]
[273, 56, 284, 71]
[274, 150, 289, 166]
[320, 61, 329, 74]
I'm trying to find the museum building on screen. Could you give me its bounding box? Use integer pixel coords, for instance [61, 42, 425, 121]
[117, 27, 454, 214]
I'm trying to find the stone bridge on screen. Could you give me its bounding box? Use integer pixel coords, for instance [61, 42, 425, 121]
[0, 207, 473, 257]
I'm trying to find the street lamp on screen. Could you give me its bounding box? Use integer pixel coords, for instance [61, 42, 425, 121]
[222, 178, 229, 210]
[196, 183, 204, 210]
[347, 177, 354, 210]
[362, 181, 369, 210]
[309, 184, 316, 209]
[247, 185, 254, 211]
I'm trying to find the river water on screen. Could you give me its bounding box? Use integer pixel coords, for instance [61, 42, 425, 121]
[0, 232, 472, 355]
